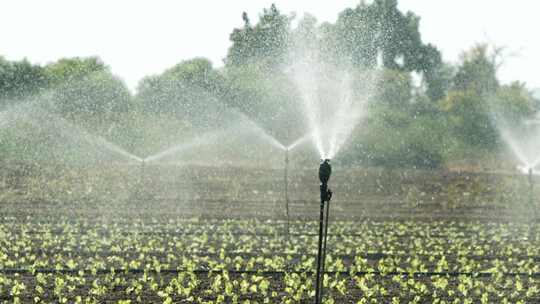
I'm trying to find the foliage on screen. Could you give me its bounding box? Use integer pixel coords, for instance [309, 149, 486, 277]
[226, 4, 292, 71]
[0, 57, 48, 103]
[136, 58, 225, 129]
[0, 214, 538, 302]
[330, 0, 443, 98]
[0, 1, 539, 169]
[491, 81, 537, 123]
[441, 89, 497, 148]
[351, 106, 448, 168]
[44, 57, 107, 86]
[220, 64, 306, 142]
[49, 70, 132, 121]
[372, 69, 412, 106]
[453, 44, 499, 95]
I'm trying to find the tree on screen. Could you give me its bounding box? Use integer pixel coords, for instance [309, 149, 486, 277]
[423, 60, 454, 102]
[333, 3, 378, 68]
[441, 89, 497, 148]
[373, 68, 412, 106]
[0, 57, 48, 104]
[440, 44, 508, 149]
[492, 81, 536, 124]
[329, 0, 444, 101]
[44, 57, 132, 124]
[45, 57, 107, 85]
[220, 63, 304, 142]
[136, 58, 225, 129]
[225, 4, 292, 71]
[453, 44, 499, 95]
[290, 13, 319, 58]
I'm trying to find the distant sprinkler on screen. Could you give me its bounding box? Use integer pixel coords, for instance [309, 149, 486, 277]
[528, 167, 535, 208]
[140, 159, 146, 185]
[315, 159, 333, 304]
[517, 165, 536, 214]
[284, 148, 290, 237]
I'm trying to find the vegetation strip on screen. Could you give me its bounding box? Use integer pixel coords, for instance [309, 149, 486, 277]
[2, 268, 540, 277]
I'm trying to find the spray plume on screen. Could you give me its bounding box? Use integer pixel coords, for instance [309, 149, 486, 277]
[497, 118, 540, 175]
[30, 112, 143, 163]
[288, 45, 375, 159]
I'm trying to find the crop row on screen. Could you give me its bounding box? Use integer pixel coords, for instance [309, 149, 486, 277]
[1, 271, 539, 303]
[1, 216, 539, 302]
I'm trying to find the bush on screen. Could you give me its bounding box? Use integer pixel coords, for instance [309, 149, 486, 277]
[341, 106, 448, 168]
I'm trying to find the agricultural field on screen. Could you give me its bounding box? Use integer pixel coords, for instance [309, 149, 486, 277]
[1, 164, 539, 303]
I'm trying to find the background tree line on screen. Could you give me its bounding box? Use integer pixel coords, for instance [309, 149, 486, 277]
[1, 0, 538, 167]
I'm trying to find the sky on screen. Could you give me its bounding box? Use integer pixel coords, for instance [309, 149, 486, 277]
[1, 1, 538, 92]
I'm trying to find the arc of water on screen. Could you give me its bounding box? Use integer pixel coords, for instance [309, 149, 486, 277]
[144, 121, 257, 163]
[30, 112, 143, 163]
[0, 99, 40, 130]
[498, 126, 531, 169]
[517, 164, 537, 175]
[286, 132, 313, 151]
[529, 157, 540, 171]
[231, 110, 286, 151]
[143, 130, 224, 163]
[244, 120, 286, 151]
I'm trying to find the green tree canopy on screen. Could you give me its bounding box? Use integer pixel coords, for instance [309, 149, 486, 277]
[225, 4, 292, 71]
[220, 64, 304, 142]
[44, 57, 132, 123]
[0, 57, 48, 104]
[44, 57, 107, 85]
[136, 58, 225, 130]
[453, 44, 499, 95]
[331, 0, 443, 100]
[492, 82, 537, 124]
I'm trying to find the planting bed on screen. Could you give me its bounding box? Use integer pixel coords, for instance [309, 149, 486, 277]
[0, 164, 539, 303]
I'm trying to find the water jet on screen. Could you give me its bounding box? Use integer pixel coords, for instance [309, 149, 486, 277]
[143, 123, 246, 163]
[24, 111, 143, 164]
[498, 121, 540, 211]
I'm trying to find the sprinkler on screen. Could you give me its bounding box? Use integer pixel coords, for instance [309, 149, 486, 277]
[284, 148, 290, 237]
[517, 165, 536, 217]
[528, 167, 535, 210]
[140, 159, 146, 185]
[315, 159, 332, 304]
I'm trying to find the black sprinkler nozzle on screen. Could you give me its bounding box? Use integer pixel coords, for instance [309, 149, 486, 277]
[319, 159, 332, 186]
[319, 159, 332, 203]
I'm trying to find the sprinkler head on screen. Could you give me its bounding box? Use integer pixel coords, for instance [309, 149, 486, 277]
[319, 159, 332, 186]
[517, 165, 530, 175]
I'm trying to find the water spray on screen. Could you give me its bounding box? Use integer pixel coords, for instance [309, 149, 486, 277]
[315, 159, 332, 304]
[282, 133, 312, 237]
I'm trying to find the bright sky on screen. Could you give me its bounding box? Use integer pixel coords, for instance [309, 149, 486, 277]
[1, 1, 538, 91]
